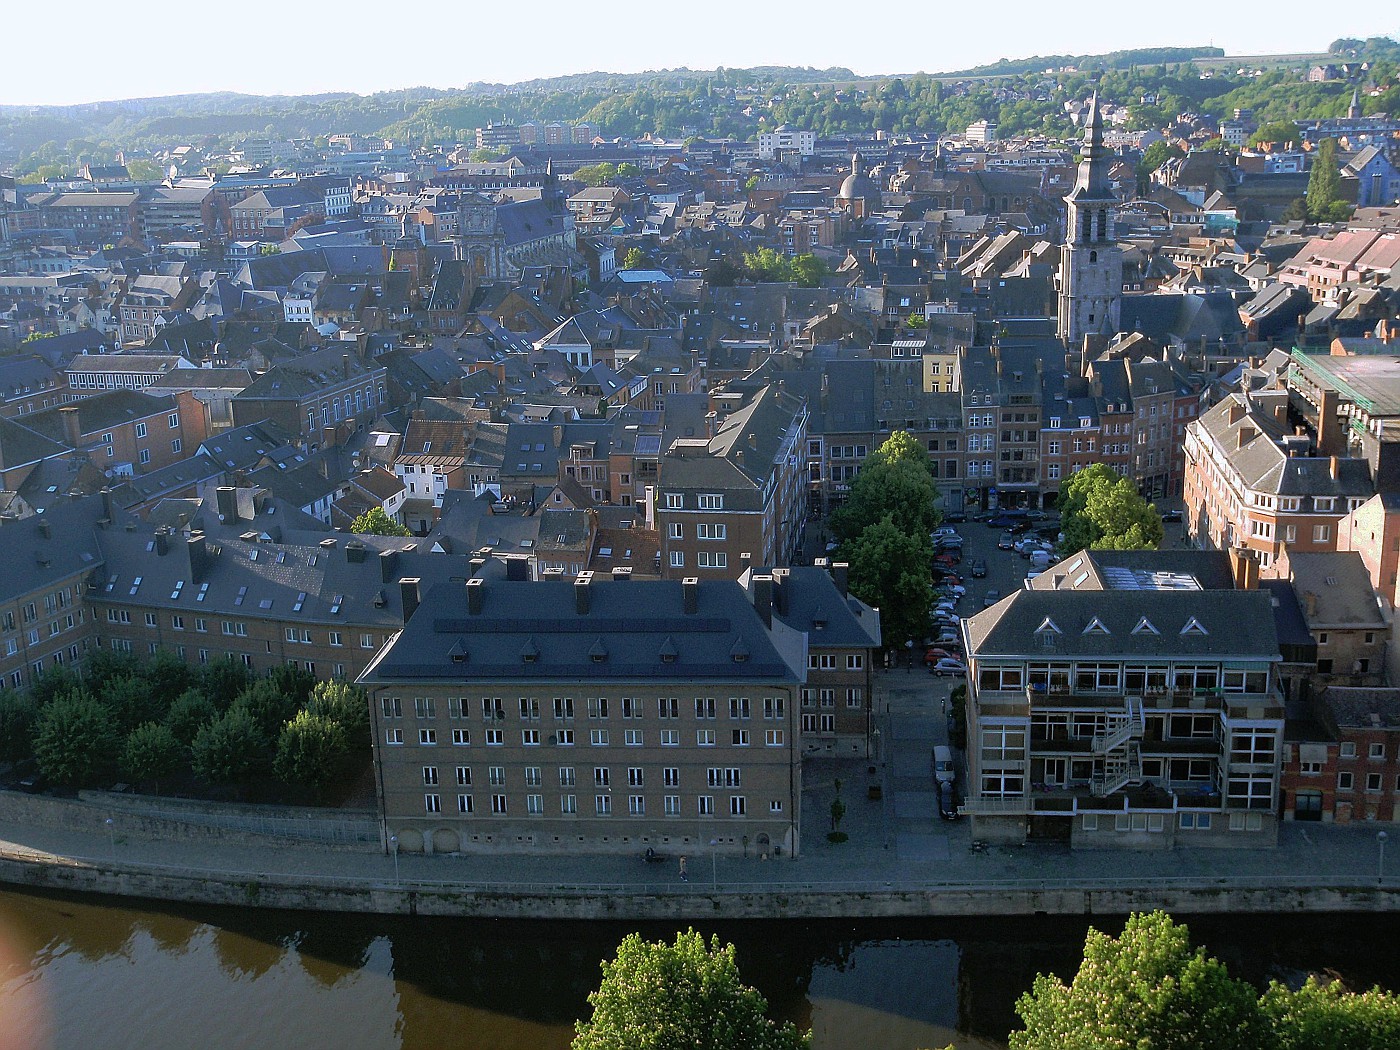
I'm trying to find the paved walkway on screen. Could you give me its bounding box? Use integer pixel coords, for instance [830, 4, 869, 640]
[0, 667, 1396, 896]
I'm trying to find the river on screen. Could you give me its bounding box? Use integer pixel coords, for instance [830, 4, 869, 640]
[1, 888, 1398, 1050]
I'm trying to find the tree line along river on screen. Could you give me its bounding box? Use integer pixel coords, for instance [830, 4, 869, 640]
[1, 887, 1398, 1050]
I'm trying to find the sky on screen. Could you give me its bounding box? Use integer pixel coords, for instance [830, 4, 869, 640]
[3, 1, 1398, 107]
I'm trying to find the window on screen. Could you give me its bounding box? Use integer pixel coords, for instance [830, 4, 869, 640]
[628, 795, 645, 815]
[385, 728, 403, 745]
[418, 729, 436, 746]
[590, 729, 609, 746]
[627, 767, 644, 787]
[1341, 742, 1357, 758]
[698, 494, 723, 510]
[669, 551, 684, 568]
[168, 413, 180, 429]
[665, 493, 683, 509]
[561, 794, 577, 814]
[697, 796, 714, 816]
[457, 794, 473, 813]
[1367, 772, 1383, 793]
[171, 438, 182, 454]
[1370, 743, 1386, 761]
[522, 729, 540, 746]
[527, 794, 544, 815]
[698, 551, 727, 569]
[135, 422, 147, 438]
[728, 697, 750, 720]
[492, 794, 508, 814]
[485, 729, 503, 746]
[729, 796, 746, 816]
[1339, 771, 1354, 791]
[765, 728, 784, 746]
[697, 523, 727, 540]
[664, 795, 681, 815]
[697, 729, 715, 746]
[625, 729, 643, 746]
[668, 522, 683, 539]
[660, 729, 679, 746]
[1313, 524, 1331, 543]
[456, 766, 472, 786]
[424, 794, 441, 813]
[414, 697, 436, 720]
[594, 795, 612, 816]
[452, 729, 470, 746]
[557, 729, 574, 746]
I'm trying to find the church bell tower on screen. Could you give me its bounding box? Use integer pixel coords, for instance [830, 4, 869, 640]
[1057, 92, 1123, 347]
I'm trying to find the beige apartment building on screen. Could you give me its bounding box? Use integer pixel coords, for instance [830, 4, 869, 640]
[359, 574, 808, 857]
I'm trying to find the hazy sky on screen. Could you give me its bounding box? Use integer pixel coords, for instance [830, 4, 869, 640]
[4, 1, 1397, 106]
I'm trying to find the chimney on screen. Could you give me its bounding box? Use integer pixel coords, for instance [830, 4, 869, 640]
[399, 577, 421, 623]
[59, 406, 82, 448]
[342, 353, 351, 380]
[683, 577, 699, 615]
[154, 527, 170, 556]
[186, 532, 208, 582]
[215, 485, 239, 523]
[773, 567, 791, 616]
[37, 520, 52, 540]
[1227, 400, 1246, 425]
[1329, 455, 1340, 482]
[466, 577, 484, 615]
[345, 541, 367, 563]
[553, 424, 563, 448]
[1229, 548, 1259, 590]
[1317, 388, 1344, 456]
[1304, 591, 1318, 619]
[469, 556, 487, 577]
[100, 488, 114, 524]
[379, 547, 400, 583]
[740, 552, 752, 571]
[752, 573, 775, 627]
[611, 566, 632, 581]
[574, 571, 593, 614]
[832, 560, 850, 597]
[505, 554, 530, 581]
[1236, 425, 1256, 450]
[322, 425, 338, 449]
[542, 567, 565, 579]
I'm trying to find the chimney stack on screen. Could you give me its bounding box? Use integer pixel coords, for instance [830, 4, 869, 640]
[611, 566, 632, 582]
[345, 541, 367, 563]
[1237, 426, 1256, 450]
[342, 354, 351, 380]
[773, 567, 792, 616]
[379, 548, 400, 584]
[215, 485, 239, 523]
[505, 554, 530, 581]
[466, 577, 484, 615]
[683, 577, 699, 615]
[1329, 455, 1340, 482]
[574, 571, 593, 614]
[833, 561, 850, 597]
[59, 406, 82, 449]
[752, 573, 774, 627]
[154, 527, 170, 556]
[186, 532, 208, 582]
[400, 578, 421, 623]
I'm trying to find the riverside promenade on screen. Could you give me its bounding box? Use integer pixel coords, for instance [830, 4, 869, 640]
[0, 669, 1397, 919]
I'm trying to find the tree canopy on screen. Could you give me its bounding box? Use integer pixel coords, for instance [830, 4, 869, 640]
[1011, 911, 1268, 1050]
[350, 507, 411, 536]
[1012, 910, 1400, 1050]
[831, 430, 940, 543]
[1306, 138, 1352, 223]
[844, 517, 935, 647]
[1056, 464, 1163, 555]
[573, 929, 809, 1050]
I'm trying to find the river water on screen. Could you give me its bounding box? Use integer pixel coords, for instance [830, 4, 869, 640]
[1, 888, 1398, 1050]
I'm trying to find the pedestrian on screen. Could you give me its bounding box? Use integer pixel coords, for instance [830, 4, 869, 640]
[679, 855, 688, 882]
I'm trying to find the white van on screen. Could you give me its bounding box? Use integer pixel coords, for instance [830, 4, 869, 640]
[932, 745, 955, 784]
[1029, 549, 1053, 572]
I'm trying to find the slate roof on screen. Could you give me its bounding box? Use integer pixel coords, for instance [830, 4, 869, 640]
[742, 565, 881, 650]
[1285, 551, 1388, 628]
[360, 576, 804, 683]
[965, 589, 1281, 659]
[0, 496, 109, 604]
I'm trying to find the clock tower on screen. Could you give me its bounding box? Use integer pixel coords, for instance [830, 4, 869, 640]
[1057, 92, 1122, 348]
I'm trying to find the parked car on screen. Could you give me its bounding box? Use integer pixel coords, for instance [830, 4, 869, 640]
[934, 628, 960, 645]
[982, 589, 1002, 608]
[937, 584, 966, 597]
[935, 551, 962, 565]
[985, 511, 1028, 528]
[1162, 509, 1183, 522]
[936, 778, 960, 820]
[934, 535, 964, 549]
[969, 559, 988, 579]
[932, 526, 959, 539]
[997, 532, 1016, 550]
[1008, 519, 1034, 534]
[930, 657, 966, 676]
[943, 512, 967, 524]
[924, 646, 962, 665]
[932, 745, 957, 782]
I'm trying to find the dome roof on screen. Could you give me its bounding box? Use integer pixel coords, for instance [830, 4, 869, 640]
[838, 153, 881, 207]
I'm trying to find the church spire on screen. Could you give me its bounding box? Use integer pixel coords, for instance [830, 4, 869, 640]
[1348, 86, 1361, 120]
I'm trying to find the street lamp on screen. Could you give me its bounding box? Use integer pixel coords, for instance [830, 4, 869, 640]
[905, 639, 914, 673]
[389, 834, 400, 884]
[709, 837, 719, 889]
[104, 817, 115, 856]
[1379, 830, 1389, 882]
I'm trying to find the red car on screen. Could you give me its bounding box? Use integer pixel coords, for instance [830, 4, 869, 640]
[924, 646, 962, 665]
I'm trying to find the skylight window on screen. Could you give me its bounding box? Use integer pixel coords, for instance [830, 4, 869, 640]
[1132, 618, 1159, 635]
[293, 592, 306, 613]
[234, 586, 248, 607]
[129, 576, 143, 596]
[1181, 617, 1208, 636]
[196, 583, 209, 602]
[1082, 617, 1110, 635]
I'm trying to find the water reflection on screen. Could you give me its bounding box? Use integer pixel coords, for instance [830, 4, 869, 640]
[0, 890, 1397, 1050]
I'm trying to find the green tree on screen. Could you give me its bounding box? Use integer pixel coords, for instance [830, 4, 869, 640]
[101, 674, 168, 735]
[573, 163, 618, 187]
[844, 516, 935, 647]
[165, 687, 217, 746]
[706, 257, 743, 286]
[1261, 975, 1400, 1050]
[0, 691, 39, 764]
[744, 174, 761, 192]
[196, 660, 254, 711]
[1057, 464, 1162, 555]
[350, 507, 410, 536]
[573, 930, 809, 1050]
[190, 707, 268, 785]
[1010, 911, 1267, 1050]
[231, 679, 300, 741]
[28, 666, 81, 709]
[33, 692, 118, 787]
[741, 247, 794, 282]
[904, 312, 928, 329]
[622, 247, 647, 270]
[305, 680, 370, 746]
[274, 710, 349, 800]
[789, 253, 829, 287]
[120, 722, 183, 790]
[1283, 197, 1310, 222]
[1307, 138, 1346, 222]
[1250, 120, 1300, 148]
[830, 430, 940, 544]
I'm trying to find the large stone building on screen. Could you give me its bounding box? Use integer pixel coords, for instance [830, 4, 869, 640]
[359, 573, 808, 857]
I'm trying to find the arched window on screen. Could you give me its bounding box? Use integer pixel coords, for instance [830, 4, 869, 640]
[1089, 250, 1098, 264]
